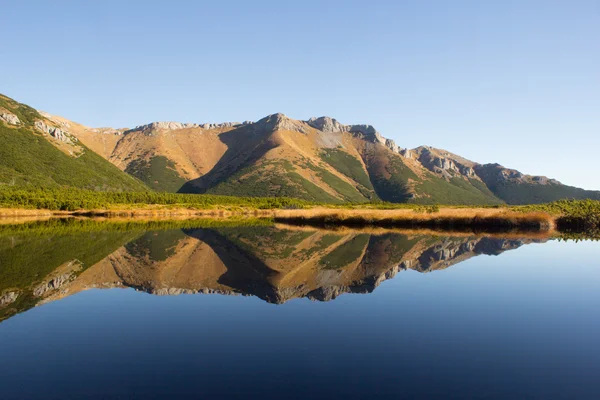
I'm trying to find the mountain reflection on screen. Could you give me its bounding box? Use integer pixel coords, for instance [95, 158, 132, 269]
[0, 224, 545, 321]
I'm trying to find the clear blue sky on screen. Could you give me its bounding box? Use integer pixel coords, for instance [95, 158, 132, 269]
[2, 0, 599, 189]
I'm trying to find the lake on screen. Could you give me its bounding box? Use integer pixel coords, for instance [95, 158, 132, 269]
[0, 221, 599, 399]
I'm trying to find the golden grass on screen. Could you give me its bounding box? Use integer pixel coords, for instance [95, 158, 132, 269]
[273, 223, 556, 240]
[273, 207, 556, 232]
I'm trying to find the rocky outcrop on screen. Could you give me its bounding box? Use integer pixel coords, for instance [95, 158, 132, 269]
[256, 113, 311, 134]
[33, 272, 76, 297]
[414, 146, 480, 180]
[306, 116, 385, 144]
[385, 138, 399, 153]
[0, 112, 20, 125]
[34, 120, 77, 145]
[474, 163, 560, 186]
[399, 148, 412, 159]
[126, 121, 200, 135]
[0, 291, 19, 306]
[90, 127, 123, 136]
[200, 121, 247, 130]
[306, 116, 346, 133]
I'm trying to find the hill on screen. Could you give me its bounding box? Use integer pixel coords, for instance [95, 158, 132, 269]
[0, 95, 148, 192]
[2, 92, 599, 204]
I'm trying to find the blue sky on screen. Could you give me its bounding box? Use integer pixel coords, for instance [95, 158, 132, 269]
[2, 0, 599, 189]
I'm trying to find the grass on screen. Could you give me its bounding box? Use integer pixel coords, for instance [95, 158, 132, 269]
[206, 161, 342, 203]
[518, 199, 600, 237]
[0, 124, 149, 191]
[320, 149, 376, 191]
[319, 234, 370, 269]
[302, 160, 370, 203]
[125, 155, 187, 192]
[0, 186, 312, 211]
[274, 207, 555, 233]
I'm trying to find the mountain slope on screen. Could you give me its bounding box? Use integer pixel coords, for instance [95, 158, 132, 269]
[0, 95, 148, 191]
[412, 146, 600, 204]
[4, 92, 599, 204]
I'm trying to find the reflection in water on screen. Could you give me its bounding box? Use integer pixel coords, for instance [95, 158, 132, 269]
[0, 224, 545, 322]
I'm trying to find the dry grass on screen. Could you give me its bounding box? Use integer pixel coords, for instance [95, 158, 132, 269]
[273, 223, 556, 240]
[273, 207, 555, 233]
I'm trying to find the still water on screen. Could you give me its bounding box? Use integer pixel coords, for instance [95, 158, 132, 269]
[0, 222, 599, 399]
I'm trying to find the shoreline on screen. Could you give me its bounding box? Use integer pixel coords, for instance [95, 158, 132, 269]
[0, 206, 556, 230]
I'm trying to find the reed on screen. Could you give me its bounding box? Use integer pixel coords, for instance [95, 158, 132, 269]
[273, 208, 555, 233]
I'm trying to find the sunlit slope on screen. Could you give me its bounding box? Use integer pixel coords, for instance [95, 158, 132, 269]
[0, 94, 148, 191]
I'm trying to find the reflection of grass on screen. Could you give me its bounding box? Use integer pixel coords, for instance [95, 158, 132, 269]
[319, 234, 370, 269]
[0, 217, 273, 237]
[0, 230, 141, 293]
[125, 230, 187, 262]
[217, 226, 314, 259]
[299, 234, 343, 260]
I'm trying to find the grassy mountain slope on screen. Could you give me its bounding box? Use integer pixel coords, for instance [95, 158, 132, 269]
[414, 146, 600, 205]
[4, 92, 598, 205]
[0, 95, 148, 191]
[476, 164, 600, 204]
[362, 144, 503, 205]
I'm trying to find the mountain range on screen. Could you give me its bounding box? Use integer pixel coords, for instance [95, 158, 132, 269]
[1, 93, 598, 205]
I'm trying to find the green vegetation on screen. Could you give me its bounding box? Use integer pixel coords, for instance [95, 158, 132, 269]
[298, 233, 343, 260]
[367, 154, 416, 203]
[125, 229, 188, 262]
[319, 234, 370, 269]
[320, 149, 377, 198]
[487, 181, 600, 205]
[519, 199, 600, 237]
[0, 94, 42, 126]
[216, 226, 314, 260]
[0, 186, 312, 211]
[0, 227, 142, 322]
[302, 160, 370, 203]
[412, 175, 503, 205]
[126, 155, 187, 192]
[207, 160, 343, 203]
[0, 124, 149, 191]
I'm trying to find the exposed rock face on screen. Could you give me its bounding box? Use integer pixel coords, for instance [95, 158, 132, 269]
[414, 146, 480, 180]
[33, 272, 76, 297]
[34, 120, 77, 144]
[306, 116, 346, 133]
[474, 163, 560, 186]
[0, 291, 18, 306]
[399, 148, 412, 159]
[91, 127, 123, 136]
[385, 138, 399, 153]
[0, 112, 20, 125]
[126, 121, 199, 135]
[306, 116, 385, 144]
[200, 122, 245, 130]
[257, 113, 311, 134]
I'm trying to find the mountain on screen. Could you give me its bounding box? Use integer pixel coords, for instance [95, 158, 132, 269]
[2, 93, 599, 204]
[0, 225, 545, 321]
[0, 94, 148, 191]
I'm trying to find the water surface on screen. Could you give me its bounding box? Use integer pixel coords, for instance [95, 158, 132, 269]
[0, 222, 598, 399]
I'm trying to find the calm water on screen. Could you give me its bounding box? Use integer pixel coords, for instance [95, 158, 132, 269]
[0, 223, 599, 399]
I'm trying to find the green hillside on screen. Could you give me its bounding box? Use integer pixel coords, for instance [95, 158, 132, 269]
[363, 146, 503, 205]
[485, 181, 600, 205]
[0, 95, 148, 191]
